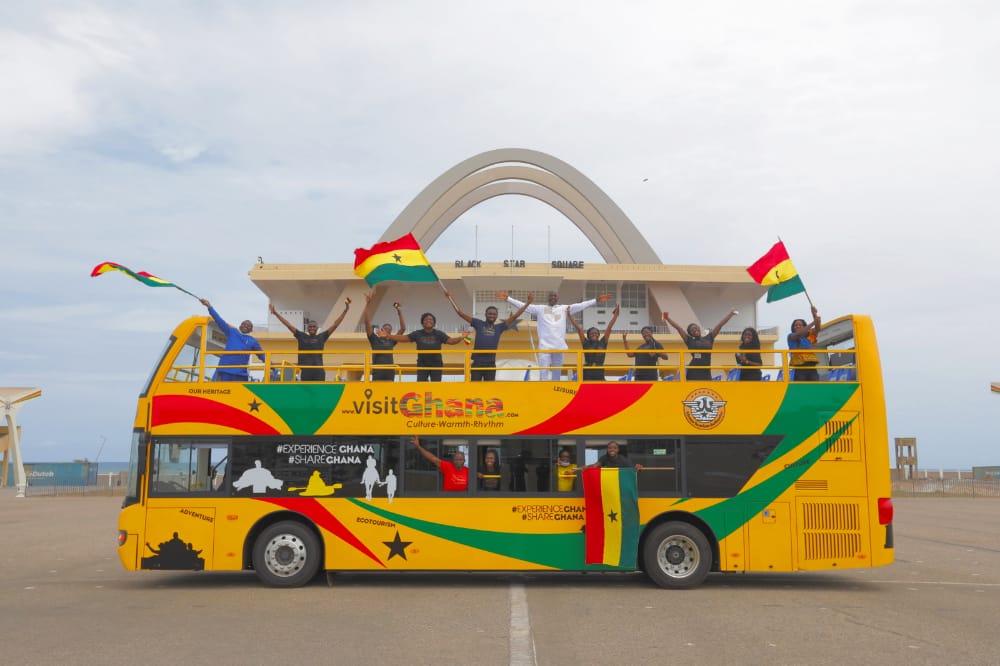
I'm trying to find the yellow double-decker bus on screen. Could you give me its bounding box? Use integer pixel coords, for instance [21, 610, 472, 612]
[117, 312, 893, 588]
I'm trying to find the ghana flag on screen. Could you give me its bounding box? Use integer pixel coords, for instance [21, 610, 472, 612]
[582, 467, 639, 567]
[91, 262, 198, 298]
[353, 233, 438, 287]
[746, 241, 806, 302]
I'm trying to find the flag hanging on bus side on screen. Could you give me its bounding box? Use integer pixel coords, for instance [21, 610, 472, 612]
[353, 233, 438, 287]
[582, 467, 639, 568]
[746, 241, 806, 302]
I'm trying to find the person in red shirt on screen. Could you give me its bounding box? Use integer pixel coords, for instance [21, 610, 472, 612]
[410, 436, 468, 491]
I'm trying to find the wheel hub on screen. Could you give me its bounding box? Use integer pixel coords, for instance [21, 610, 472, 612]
[264, 534, 305, 577]
[658, 535, 698, 578]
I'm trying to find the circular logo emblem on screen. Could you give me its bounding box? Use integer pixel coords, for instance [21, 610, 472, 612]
[682, 388, 727, 430]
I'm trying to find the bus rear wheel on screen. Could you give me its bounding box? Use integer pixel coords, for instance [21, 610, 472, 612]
[643, 522, 711, 589]
[252, 521, 321, 587]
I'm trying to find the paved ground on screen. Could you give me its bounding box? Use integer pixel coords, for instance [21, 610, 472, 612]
[1, 492, 998, 665]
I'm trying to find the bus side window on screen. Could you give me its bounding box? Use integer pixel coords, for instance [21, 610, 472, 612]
[627, 438, 680, 495]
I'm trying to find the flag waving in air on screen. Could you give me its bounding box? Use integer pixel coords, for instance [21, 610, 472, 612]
[746, 241, 806, 302]
[353, 233, 438, 287]
[91, 262, 198, 298]
[582, 467, 639, 567]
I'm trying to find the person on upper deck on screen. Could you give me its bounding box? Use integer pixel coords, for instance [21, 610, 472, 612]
[788, 306, 822, 381]
[379, 311, 470, 382]
[664, 309, 738, 381]
[736, 327, 763, 381]
[269, 301, 350, 382]
[445, 291, 531, 381]
[622, 326, 669, 381]
[498, 290, 613, 380]
[568, 305, 619, 381]
[364, 291, 406, 381]
[199, 298, 265, 382]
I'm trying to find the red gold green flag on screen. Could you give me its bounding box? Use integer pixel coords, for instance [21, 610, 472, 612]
[582, 467, 639, 567]
[353, 233, 438, 287]
[90, 262, 198, 298]
[746, 241, 806, 302]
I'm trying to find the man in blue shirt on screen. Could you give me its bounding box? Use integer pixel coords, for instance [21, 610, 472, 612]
[446, 291, 531, 381]
[200, 298, 265, 381]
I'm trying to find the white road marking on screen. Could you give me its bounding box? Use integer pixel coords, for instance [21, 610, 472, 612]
[509, 583, 536, 666]
[869, 579, 1000, 587]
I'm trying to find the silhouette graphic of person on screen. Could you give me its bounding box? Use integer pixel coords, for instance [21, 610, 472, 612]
[361, 455, 382, 500]
[380, 469, 397, 503]
[232, 460, 283, 494]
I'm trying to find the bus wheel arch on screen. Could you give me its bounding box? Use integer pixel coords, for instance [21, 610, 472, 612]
[639, 514, 717, 589]
[246, 512, 324, 587]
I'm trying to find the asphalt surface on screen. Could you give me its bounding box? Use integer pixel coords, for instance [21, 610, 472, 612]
[1, 492, 997, 665]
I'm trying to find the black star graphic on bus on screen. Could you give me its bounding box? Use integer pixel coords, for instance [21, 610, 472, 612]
[248, 400, 261, 412]
[383, 530, 412, 561]
[607, 509, 618, 523]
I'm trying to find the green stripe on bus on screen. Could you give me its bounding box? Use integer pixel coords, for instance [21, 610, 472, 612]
[246, 384, 345, 434]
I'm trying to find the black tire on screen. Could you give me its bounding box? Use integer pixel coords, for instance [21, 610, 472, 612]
[642, 521, 711, 589]
[252, 521, 322, 587]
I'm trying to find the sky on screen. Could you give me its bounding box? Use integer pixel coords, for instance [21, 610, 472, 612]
[2, 1, 998, 469]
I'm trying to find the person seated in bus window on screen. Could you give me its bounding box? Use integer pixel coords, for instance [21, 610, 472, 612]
[622, 327, 669, 381]
[446, 290, 532, 381]
[478, 449, 502, 491]
[735, 327, 763, 381]
[364, 291, 406, 381]
[555, 447, 578, 491]
[588, 441, 643, 471]
[269, 302, 349, 382]
[410, 436, 467, 491]
[380, 312, 471, 382]
[199, 298, 265, 381]
[788, 306, 821, 381]
[568, 305, 619, 381]
[664, 309, 737, 381]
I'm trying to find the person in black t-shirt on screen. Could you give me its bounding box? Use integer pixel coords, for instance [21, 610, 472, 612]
[736, 327, 763, 381]
[270, 302, 350, 381]
[446, 290, 531, 381]
[363, 291, 406, 381]
[587, 441, 643, 470]
[380, 311, 470, 381]
[568, 304, 619, 381]
[664, 309, 738, 381]
[622, 326, 669, 381]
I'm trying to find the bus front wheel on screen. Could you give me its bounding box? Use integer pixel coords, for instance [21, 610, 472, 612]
[252, 521, 321, 587]
[643, 522, 711, 589]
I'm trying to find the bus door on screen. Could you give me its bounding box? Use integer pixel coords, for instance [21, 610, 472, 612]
[143, 439, 228, 571]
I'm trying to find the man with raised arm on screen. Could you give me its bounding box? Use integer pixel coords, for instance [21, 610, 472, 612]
[199, 298, 265, 382]
[410, 436, 467, 491]
[269, 301, 350, 382]
[445, 290, 531, 381]
[497, 290, 613, 380]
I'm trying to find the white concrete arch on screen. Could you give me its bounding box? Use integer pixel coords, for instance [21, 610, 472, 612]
[380, 148, 660, 264]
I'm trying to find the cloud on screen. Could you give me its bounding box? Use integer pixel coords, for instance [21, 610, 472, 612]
[2, 1, 999, 468]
